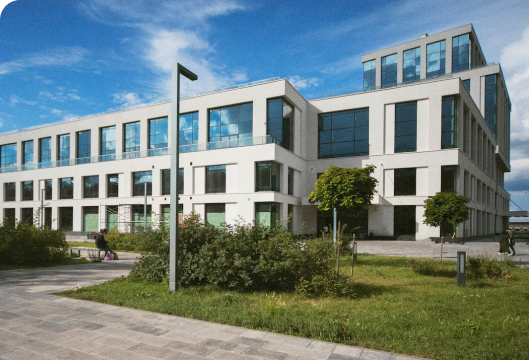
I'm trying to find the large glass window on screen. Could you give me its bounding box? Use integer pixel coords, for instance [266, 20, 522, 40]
[44, 207, 52, 229]
[403, 47, 420, 83]
[106, 205, 118, 230]
[149, 117, 168, 156]
[0, 143, 17, 169]
[123, 122, 140, 158]
[22, 140, 33, 167]
[59, 207, 73, 231]
[60, 178, 74, 199]
[267, 98, 294, 151]
[441, 165, 456, 193]
[39, 137, 51, 168]
[83, 206, 99, 232]
[394, 168, 416, 196]
[485, 74, 497, 136]
[107, 174, 119, 197]
[381, 54, 397, 87]
[394, 206, 416, 238]
[161, 204, 183, 227]
[76, 130, 91, 164]
[4, 182, 15, 202]
[441, 96, 457, 149]
[395, 101, 417, 153]
[161, 168, 183, 195]
[21, 208, 33, 225]
[255, 161, 280, 192]
[58, 134, 70, 165]
[83, 176, 99, 198]
[255, 202, 280, 227]
[4, 208, 15, 225]
[206, 203, 225, 227]
[452, 34, 470, 73]
[206, 165, 226, 193]
[318, 108, 369, 158]
[209, 103, 253, 147]
[426, 40, 446, 78]
[100, 126, 116, 161]
[22, 181, 33, 201]
[179, 112, 199, 152]
[133, 171, 152, 196]
[363, 60, 376, 90]
[45, 179, 52, 200]
[132, 205, 152, 232]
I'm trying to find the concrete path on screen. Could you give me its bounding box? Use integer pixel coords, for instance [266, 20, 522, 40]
[0, 253, 427, 360]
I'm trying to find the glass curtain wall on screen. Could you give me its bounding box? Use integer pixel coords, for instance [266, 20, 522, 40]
[179, 112, 199, 152]
[485, 74, 497, 136]
[100, 126, 116, 161]
[452, 34, 470, 73]
[403, 47, 420, 82]
[149, 117, 168, 156]
[267, 98, 294, 151]
[381, 54, 397, 87]
[209, 103, 253, 148]
[363, 60, 376, 90]
[318, 108, 369, 158]
[395, 102, 417, 153]
[58, 134, 70, 166]
[39, 137, 51, 168]
[76, 130, 91, 164]
[124, 122, 140, 158]
[426, 40, 446, 78]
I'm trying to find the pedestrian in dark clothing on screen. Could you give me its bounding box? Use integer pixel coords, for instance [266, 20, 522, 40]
[506, 228, 516, 256]
[95, 229, 112, 255]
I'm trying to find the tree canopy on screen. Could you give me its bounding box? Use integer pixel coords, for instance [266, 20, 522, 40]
[309, 165, 378, 217]
[423, 192, 470, 234]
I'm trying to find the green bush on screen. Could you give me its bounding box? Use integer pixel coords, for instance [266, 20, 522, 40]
[296, 274, 356, 298]
[407, 259, 457, 277]
[0, 219, 68, 266]
[466, 255, 503, 280]
[106, 227, 168, 253]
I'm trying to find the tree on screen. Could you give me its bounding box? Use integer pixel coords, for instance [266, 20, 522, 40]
[423, 192, 470, 262]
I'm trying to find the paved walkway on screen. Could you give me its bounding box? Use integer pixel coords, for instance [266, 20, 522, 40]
[0, 253, 428, 360]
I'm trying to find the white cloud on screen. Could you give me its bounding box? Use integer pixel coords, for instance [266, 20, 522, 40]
[50, 109, 63, 115]
[287, 76, 320, 89]
[112, 92, 143, 107]
[0, 47, 88, 76]
[62, 114, 79, 122]
[38, 88, 81, 102]
[10, 96, 36, 106]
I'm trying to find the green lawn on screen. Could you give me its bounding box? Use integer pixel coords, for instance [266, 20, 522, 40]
[0, 256, 92, 270]
[58, 255, 529, 360]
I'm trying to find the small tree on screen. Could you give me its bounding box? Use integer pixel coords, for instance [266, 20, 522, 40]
[423, 192, 470, 262]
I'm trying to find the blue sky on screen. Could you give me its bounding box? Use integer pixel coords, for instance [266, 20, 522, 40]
[1, 0, 529, 216]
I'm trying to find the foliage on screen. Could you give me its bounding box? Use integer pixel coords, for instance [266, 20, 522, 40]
[296, 274, 356, 298]
[0, 219, 68, 266]
[423, 192, 470, 235]
[106, 227, 167, 253]
[309, 165, 378, 219]
[407, 259, 457, 277]
[466, 255, 504, 280]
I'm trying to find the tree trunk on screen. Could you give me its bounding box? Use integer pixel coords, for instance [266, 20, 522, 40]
[336, 221, 341, 276]
[440, 234, 444, 262]
[351, 233, 356, 279]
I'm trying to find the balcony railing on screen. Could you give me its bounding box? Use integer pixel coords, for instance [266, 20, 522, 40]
[0, 135, 280, 174]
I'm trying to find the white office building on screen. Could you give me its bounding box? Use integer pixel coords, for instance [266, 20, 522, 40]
[0, 24, 524, 240]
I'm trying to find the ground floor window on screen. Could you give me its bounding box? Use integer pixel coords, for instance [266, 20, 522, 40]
[255, 202, 280, 227]
[44, 207, 52, 229]
[3, 208, 15, 225]
[316, 208, 368, 237]
[21, 208, 33, 225]
[394, 206, 415, 238]
[161, 204, 183, 227]
[83, 206, 99, 232]
[106, 206, 118, 230]
[59, 207, 73, 231]
[206, 203, 225, 227]
[288, 204, 294, 232]
[131, 205, 152, 232]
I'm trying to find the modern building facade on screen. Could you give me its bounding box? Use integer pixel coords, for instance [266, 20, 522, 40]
[0, 24, 523, 239]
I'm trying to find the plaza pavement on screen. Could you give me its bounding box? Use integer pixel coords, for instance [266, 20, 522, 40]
[2, 238, 526, 360]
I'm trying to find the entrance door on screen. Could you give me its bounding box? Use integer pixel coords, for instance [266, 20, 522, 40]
[394, 206, 416, 239]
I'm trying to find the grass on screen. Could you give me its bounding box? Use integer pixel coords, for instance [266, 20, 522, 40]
[58, 255, 529, 360]
[0, 256, 92, 270]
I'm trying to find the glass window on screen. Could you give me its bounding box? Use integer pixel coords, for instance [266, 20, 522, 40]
[149, 117, 168, 156]
[76, 130, 91, 164]
[132, 205, 152, 232]
[107, 174, 119, 198]
[59, 207, 73, 231]
[206, 165, 226, 193]
[83, 176, 99, 198]
[426, 40, 446, 78]
[161, 168, 183, 195]
[403, 47, 421, 83]
[394, 206, 416, 237]
[179, 112, 199, 153]
[100, 126, 116, 161]
[381, 54, 397, 87]
[255, 161, 281, 192]
[208, 102, 253, 147]
[255, 202, 280, 227]
[0, 143, 17, 169]
[161, 204, 183, 228]
[394, 168, 416, 196]
[22, 180, 33, 201]
[485, 74, 497, 136]
[288, 168, 294, 196]
[44, 207, 52, 228]
[462, 79, 470, 92]
[363, 60, 376, 90]
[4, 182, 15, 202]
[22, 140, 33, 166]
[21, 208, 33, 225]
[442, 96, 457, 149]
[58, 134, 70, 165]
[4, 208, 15, 225]
[45, 179, 52, 200]
[395, 101, 417, 153]
[106, 205, 119, 230]
[83, 206, 99, 232]
[39, 137, 51, 168]
[441, 165, 456, 193]
[133, 171, 152, 196]
[206, 203, 225, 227]
[452, 34, 470, 73]
[60, 178, 74, 199]
[124, 122, 140, 158]
[318, 108, 369, 158]
[267, 98, 294, 151]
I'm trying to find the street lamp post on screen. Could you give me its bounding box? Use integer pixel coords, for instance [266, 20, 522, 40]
[169, 63, 197, 293]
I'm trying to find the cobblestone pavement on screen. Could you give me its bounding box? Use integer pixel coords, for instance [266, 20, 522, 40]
[0, 252, 427, 360]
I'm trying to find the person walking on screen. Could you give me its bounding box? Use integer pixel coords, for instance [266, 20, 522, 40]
[95, 228, 112, 256]
[506, 228, 516, 256]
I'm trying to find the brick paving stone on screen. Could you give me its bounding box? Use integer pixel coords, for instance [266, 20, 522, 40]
[230, 335, 281, 350]
[128, 333, 174, 347]
[93, 334, 140, 349]
[329, 353, 362, 360]
[0, 312, 22, 320]
[2, 348, 56, 360]
[167, 351, 206, 360]
[160, 330, 208, 344]
[242, 346, 298, 360]
[199, 338, 249, 353]
[275, 342, 332, 360]
[18, 339, 68, 356]
[128, 343, 178, 359]
[164, 339, 216, 357]
[56, 336, 105, 353]
[205, 348, 254, 360]
[333, 345, 364, 358]
[127, 324, 170, 336]
[191, 328, 238, 342]
[61, 327, 105, 341]
[54, 348, 106, 360]
[360, 349, 391, 360]
[308, 340, 338, 352]
[91, 345, 162, 360]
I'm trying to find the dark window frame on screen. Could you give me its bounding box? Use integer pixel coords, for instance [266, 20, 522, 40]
[123, 121, 141, 155]
[100, 126, 116, 160]
[206, 165, 226, 194]
[161, 168, 184, 196]
[107, 174, 119, 198]
[267, 98, 294, 151]
[395, 101, 417, 153]
[381, 53, 398, 87]
[452, 33, 470, 73]
[363, 59, 376, 90]
[45, 179, 52, 200]
[255, 161, 281, 192]
[208, 102, 253, 145]
[59, 177, 74, 200]
[22, 140, 33, 166]
[83, 175, 99, 199]
[403, 47, 421, 83]
[22, 180, 34, 201]
[132, 171, 152, 196]
[148, 117, 168, 156]
[394, 168, 417, 196]
[426, 40, 446, 78]
[4, 182, 16, 202]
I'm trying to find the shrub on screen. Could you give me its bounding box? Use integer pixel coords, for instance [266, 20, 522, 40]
[407, 259, 457, 277]
[466, 255, 503, 280]
[296, 274, 356, 298]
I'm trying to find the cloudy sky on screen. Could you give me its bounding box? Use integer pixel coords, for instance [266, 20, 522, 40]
[1, 0, 528, 216]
